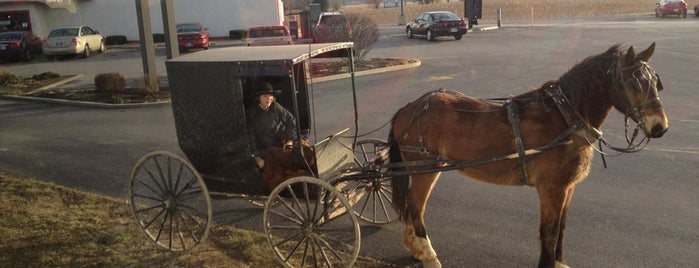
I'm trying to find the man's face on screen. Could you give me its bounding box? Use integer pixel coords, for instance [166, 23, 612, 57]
[258, 94, 274, 109]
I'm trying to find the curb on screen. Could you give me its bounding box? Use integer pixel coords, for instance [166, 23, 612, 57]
[25, 74, 85, 95]
[312, 58, 421, 83]
[0, 94, 172, 109]
[2, 58, 421, 108]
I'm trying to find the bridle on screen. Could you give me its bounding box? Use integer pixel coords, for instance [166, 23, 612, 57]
[601, 60, 664, 154]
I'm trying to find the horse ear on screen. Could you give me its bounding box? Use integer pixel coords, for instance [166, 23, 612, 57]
[636, 42, 656, 63]
[625, 46, 636, 66]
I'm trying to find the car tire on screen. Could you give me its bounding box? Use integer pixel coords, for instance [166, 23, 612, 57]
[426, 29, 434, 41]
[46, 55, 55, 61]
[682, 10, 687, 18]
[454, 34, 463, 40]
[407, 27, 414, 39]
[82, 44, 90, 58]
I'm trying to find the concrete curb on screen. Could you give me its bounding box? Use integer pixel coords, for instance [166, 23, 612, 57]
[2, 58, 421, 108]
[25, 74, 85, 95]
[0, 94, 172, 109]
[312, 58, 421, 83]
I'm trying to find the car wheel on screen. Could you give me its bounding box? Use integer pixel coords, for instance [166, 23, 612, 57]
[682, 10, 687, 18]
[407, 27, 414, 39]
[661, 11, 666, 18]
[426, 29, 434, 41]
[655, 10, 659, 17]
[696, 8, 699, 17]
[82, 44, 90, 58]
[99, 41, 106, 53]
[46, 55, 54, 61]
[454, 34, 463, 40]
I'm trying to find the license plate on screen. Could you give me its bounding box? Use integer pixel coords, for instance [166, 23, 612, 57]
[185, 42, 193, 48]
[673, 8, 679, 12]
[55, 42, 63, 46]
[450, 27, 457, 32]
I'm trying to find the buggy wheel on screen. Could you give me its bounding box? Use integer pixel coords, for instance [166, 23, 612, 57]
[343, 138, 399, 225]
[129, 151, 212, 252]
[264, 176, 360, 268]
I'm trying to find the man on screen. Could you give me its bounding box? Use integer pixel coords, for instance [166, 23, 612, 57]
[246, 81, 297, 169]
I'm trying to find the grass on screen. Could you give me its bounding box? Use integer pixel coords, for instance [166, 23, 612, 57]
[0, 170, 393, 268]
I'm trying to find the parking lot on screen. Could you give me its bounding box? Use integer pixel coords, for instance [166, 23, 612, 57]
[1, 14, 698, 267]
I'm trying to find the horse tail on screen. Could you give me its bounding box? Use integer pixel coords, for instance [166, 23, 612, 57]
[389, 115, 409, 221]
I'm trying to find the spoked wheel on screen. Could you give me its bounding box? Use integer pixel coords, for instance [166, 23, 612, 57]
[343, 139, 399, 225]
[263, 176, 360, 268]
[128, 151, 212, 252]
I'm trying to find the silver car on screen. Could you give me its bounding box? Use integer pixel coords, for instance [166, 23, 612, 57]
[43, 25, 105, 59]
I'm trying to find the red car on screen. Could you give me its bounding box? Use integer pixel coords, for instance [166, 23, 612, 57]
[176, 22, 209, 52]
[655, 0, 688, 18]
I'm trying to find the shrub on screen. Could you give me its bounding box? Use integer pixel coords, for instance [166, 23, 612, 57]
[105, 35, 128, 45]
[0, 71, 21, 86]
[95, 73, 125, 93]
[229, 30, 247, 40]
[32, 72, 60, 80]
[347, 13, 379, 61]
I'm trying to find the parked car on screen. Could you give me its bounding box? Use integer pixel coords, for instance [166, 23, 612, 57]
[176, 22, 209, 52]
[43, 25, 105, 59]
[245, 25, 294, 46]
[0, 31, 43, 61]
[406, 11, 467, 41]
[655, 0, 688, 18]
[313, 12, 351, 43]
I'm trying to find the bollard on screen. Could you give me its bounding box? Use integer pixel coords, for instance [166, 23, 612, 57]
[497, 9, 502, 28]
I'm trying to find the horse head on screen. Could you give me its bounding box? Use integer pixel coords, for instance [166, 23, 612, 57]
[615, 42, 669, 138]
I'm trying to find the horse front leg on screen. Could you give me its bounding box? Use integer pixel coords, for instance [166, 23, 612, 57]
[536, 185, 575, 268]
[402, 173, 442, 268]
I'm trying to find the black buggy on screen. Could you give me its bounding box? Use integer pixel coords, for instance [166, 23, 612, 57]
[128, 42, 398, 267]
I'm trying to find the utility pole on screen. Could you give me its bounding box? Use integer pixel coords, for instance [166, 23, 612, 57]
[161, 0, 178, 59]
[135, 0, 158, 91]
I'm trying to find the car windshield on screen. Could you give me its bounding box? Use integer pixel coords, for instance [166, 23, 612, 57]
[0, 33, 21, 41]
[320, 15, 348, 25]
[432, 12, 459, 20]
[250, 28, 287, 38]
[48, 28, 78, 38]
[177, 24, 201, 33]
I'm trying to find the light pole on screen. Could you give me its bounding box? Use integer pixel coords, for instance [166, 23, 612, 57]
[398, 0, 405, 25]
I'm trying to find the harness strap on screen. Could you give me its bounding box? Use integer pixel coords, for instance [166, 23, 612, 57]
[545, 85, 603, 142]
[505, 100, 529, 184]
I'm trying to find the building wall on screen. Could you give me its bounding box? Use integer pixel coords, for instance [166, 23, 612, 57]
[1, 0, 285, 41]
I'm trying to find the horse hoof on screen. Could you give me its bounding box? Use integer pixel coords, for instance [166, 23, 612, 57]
[555, 261, 570, 268]
[422, 258, 442, 268]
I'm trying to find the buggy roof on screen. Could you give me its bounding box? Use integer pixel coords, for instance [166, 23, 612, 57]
[168, 42, 353, 65]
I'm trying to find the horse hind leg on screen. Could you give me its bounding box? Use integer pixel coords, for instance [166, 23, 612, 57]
[402, 173, 442, 268]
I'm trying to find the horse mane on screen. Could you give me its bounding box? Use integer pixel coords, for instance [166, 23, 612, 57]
[527, 44, 624, 126]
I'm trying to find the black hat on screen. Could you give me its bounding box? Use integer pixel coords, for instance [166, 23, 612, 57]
[253, 82, 282, 96]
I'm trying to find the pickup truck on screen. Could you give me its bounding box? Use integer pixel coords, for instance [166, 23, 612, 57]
[245, 25, 294, 46]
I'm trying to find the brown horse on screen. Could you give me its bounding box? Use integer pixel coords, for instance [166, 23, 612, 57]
[388, 43, 668, 268]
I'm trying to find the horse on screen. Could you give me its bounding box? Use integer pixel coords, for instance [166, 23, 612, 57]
[388, 43, 668, 268]
[259, 138, 316, 191]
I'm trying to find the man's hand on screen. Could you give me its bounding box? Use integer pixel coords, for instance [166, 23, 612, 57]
[254, 157, 265, 169]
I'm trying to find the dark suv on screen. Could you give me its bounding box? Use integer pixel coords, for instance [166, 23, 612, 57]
[313, 12, 351, 43]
